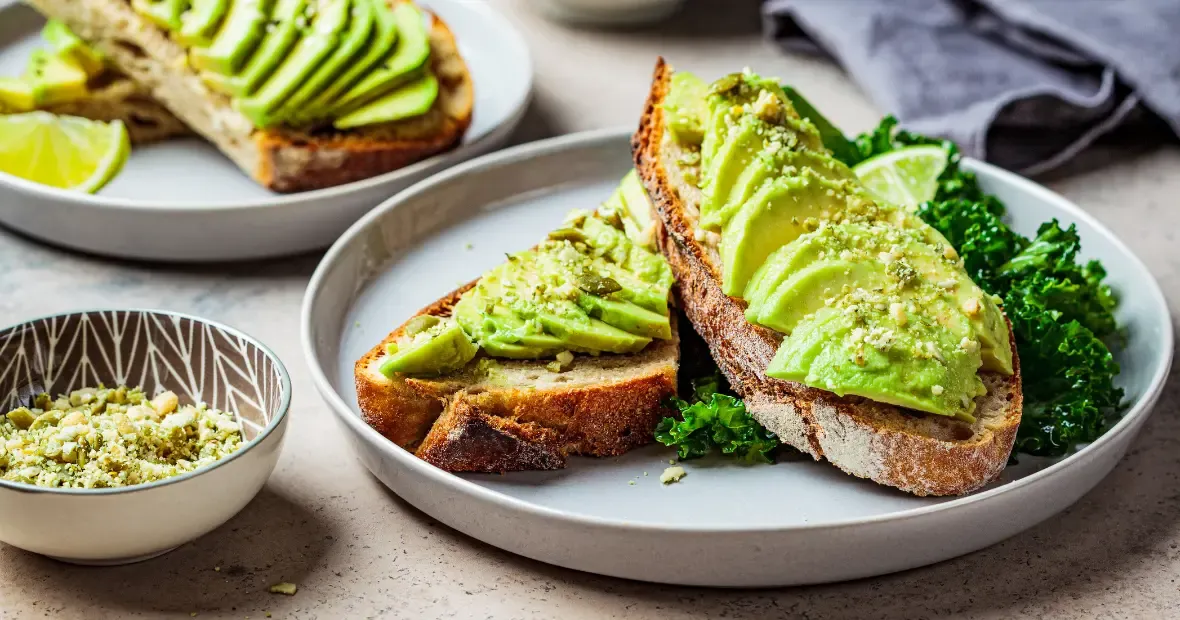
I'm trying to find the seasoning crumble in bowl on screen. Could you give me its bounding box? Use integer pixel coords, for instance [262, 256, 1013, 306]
[0, 310, 291, 565]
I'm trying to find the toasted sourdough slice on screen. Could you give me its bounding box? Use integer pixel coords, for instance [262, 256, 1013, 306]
[39, 77, 191, 145]
[632, 58, 1023, 496]
[26, 0, 473, 193]
[355, 282, 680, 472]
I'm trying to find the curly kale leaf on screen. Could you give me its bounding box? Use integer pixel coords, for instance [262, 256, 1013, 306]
[917, 198, 1027, 291]
[654, 373, 779, 464]
[1004, 283, 1124, 455]
[995, 221, 1118, 338]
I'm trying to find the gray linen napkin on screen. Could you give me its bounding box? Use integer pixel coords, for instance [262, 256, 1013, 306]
[762, 0, 1180, 174]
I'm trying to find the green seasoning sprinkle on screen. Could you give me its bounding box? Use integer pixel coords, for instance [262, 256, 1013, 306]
[269, 582, 298, 595]
[0, 385, 244, 489]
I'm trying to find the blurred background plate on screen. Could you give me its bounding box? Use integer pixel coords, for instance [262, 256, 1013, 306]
[301, 129, 1172, 586]
[0, 0, 532, 262]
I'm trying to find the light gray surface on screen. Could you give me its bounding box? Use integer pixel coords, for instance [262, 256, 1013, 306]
[302, 130, 1168, 586]
[1, 0, 1178, 616]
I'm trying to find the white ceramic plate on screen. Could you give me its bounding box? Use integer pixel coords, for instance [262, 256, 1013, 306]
[302, 129, 1173, 587]
[0, 0, 531, 262]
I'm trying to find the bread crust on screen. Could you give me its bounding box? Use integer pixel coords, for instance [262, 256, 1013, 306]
[631, 58, 1023, 496]
[354, 282, 680, 473]
[27, 0, 473, 193]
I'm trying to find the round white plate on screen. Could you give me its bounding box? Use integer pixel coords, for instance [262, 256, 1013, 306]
[0, 0, 531, 262]
[302, 129, 1173, 587]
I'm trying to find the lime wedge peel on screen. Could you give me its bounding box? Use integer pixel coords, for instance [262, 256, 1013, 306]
[852, 145, 949, 208]
[0, 111, 130, 194]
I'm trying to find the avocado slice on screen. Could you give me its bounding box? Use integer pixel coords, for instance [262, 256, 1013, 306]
[747, 223, 1013, 374]
[601, 187, 641, 243]
[379, 319, 478, 376]
[535, 248, 668, 316]
[699, 73, 792, 187]
[178, 0, 231, 46]
[131, 0, 187, 31]
[458, 251, 652, 357]
[766, 306, 986, 420]
[701, 130, 857, 230]
[663, 71, 709, 146]
[699, 116, 762, 228]
[498, 254, 653, 355]
[578, 215, 674, 289]
[206, 0, 306, 97]
[753, 259, 892, 335]
[577, 294, 671, 340]
[237, 0, 353, 127]
[743, 228, 833, 316]
[617, 169, 655, 236]
[453, 273, 588, 359]
[525, 302, 651, 355]
[24, 50, 88, 106]
[332, 71, 437, 129]
[719, 169, 865, 296]
[295, 0, 399, 124]
[329, 2, 430, 116]
[41, 20, 105, 77]
[276, 0, 374, 119]
[190, 0, 274, 76]
[0, 78, 35, 112]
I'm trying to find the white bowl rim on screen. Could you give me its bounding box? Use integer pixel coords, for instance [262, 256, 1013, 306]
[0, 308, 293, 496]
[301, 127, 1174, 534]
[0, 0, 534, 212]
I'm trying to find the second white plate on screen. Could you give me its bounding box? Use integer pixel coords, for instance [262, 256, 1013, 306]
[0, 0, 531, 261]
[302, 129, 1172, 587]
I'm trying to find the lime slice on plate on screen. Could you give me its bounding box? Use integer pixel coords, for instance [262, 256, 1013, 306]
[852, 145, 949, 208]
[0, 111, 130, 193]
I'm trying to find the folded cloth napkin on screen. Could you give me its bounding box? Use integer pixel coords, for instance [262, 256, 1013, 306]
[763, 0, 1180, 174]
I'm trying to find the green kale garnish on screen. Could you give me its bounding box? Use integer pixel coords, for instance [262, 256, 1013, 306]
[655, 372, 779, 464]
[852, 116, 1125, 457]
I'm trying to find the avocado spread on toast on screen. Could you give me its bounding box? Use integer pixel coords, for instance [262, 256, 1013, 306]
[662, 70, 1014, 421]
[377, 173, 675, 377]
[127, 0, 439, 129]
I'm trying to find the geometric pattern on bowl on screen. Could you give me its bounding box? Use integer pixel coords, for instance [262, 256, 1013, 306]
[0, 310, 283, 441]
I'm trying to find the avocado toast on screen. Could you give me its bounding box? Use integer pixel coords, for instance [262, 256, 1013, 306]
[355, 180, 681, 472]
[633, 59, 1023, 496]
[0, 20, 189, 144]
[25, 0, 473, 192]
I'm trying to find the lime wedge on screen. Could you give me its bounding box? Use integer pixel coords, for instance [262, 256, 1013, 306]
[0, 112, 129, 193]
[852, 145, 949, 208]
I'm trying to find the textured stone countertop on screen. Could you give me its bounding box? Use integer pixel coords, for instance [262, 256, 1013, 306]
[2, 1, 1179, 618]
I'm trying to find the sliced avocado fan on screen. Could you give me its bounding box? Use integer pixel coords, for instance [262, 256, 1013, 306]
[236, 0, 353, 127]
[382, 186, 675, 376]
[662, 69, 1014, 418]
[125, 0, 440, 130]
[294, 0, 400, 124]
[329, 2, 431, 116]
[188, 0, 274, 75]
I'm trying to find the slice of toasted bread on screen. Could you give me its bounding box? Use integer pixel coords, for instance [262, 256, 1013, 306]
[39, 76, 191, 144]
[355, 282, 680, 472]
[632, 58, 1023, 496]
[26, 0, 473, 193]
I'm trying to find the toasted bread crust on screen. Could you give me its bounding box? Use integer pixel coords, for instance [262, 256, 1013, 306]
[28, 0, 472, 193]
[354, 282, 680, 473]
[632, 58, 1023, 496]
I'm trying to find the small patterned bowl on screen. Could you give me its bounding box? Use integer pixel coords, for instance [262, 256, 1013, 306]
[0, 310, 291, 565]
